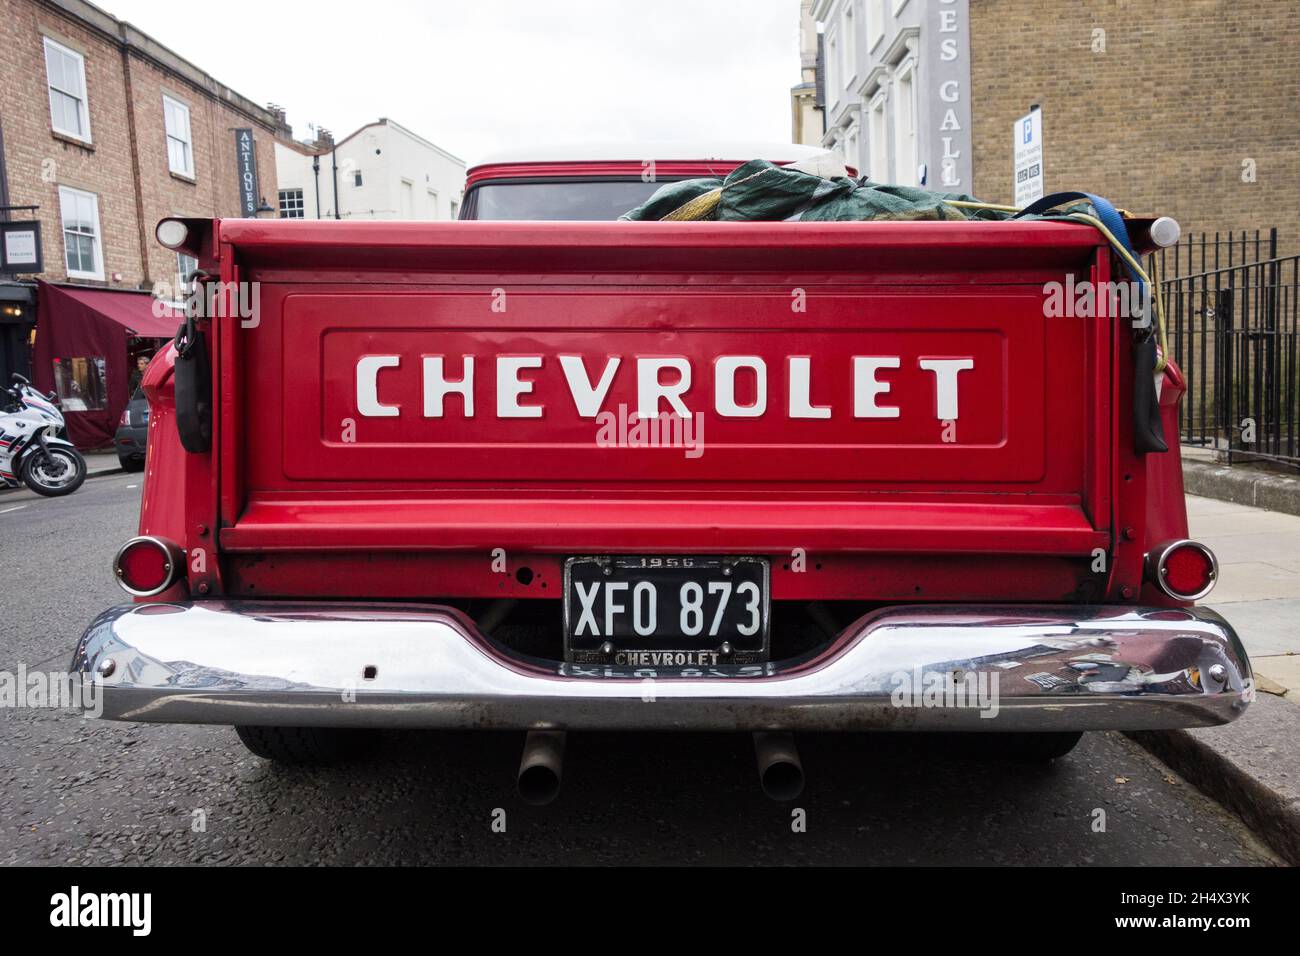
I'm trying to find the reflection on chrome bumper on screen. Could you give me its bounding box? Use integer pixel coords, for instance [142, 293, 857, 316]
[71, 602, 1253, 732]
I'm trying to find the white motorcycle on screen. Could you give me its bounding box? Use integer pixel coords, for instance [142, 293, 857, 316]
[0, 373, 87, 497]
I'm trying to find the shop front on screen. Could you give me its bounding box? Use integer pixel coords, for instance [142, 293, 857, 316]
[0, 282, 36, 385]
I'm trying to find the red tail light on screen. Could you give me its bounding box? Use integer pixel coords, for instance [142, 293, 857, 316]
[114, 536, 181, 597]
[1147, 540, 1218, 601]
[119, 408, 131, 426]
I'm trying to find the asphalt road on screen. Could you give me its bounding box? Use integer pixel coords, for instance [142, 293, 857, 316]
[0, 474, 1280, 865]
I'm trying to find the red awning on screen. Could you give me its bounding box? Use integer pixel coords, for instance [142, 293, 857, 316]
[33, 282, 180, 449]
[53, 285, 180, 338]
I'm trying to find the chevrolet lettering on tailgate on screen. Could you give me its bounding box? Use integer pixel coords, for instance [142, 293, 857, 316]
[353, 352, 976, 422]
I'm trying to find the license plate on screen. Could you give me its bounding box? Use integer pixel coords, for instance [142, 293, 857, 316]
[564, 556, 769, 666]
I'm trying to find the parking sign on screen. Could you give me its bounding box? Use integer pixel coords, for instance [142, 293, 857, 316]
[1013, 108, 1044, 207]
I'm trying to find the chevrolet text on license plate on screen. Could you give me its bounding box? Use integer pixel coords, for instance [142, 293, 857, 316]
[564, 556, 770, 665]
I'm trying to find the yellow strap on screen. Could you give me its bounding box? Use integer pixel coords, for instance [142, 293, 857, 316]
[1146, 251, 1169, 373]
[660, 188, 722, 221]
[1061, 212, 1168, 373]
[658, 166, 781, 222]
[949, 199, 1168, 373]
[945, 199, 1020, 214]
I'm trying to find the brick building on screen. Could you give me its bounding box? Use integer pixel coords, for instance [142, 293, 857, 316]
[0, 0, 286, 441]
[806, 0, 1299, 253]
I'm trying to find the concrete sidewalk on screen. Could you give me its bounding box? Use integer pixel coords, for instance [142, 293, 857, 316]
[1188, 494, 1300, 697]
[83, 450, 125, 478]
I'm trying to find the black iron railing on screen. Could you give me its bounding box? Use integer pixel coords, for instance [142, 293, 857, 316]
[1155, 228, 1279, 280]
[1156, 230, 1300, 470]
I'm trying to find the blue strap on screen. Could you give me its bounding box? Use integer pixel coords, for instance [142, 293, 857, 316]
[1012, 191, 1143, 282]
[1015, 192, 1164, 452]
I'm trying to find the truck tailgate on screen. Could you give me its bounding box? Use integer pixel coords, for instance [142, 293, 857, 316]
[207, 220, 1124, 587]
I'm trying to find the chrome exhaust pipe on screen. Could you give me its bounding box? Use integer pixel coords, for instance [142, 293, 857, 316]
[753, 731, 804, 801]
[517, 730, 566, 805]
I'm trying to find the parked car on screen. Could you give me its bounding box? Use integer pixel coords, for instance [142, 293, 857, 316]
[114, 387, 148, 472]
[72, 143, 1252, 806]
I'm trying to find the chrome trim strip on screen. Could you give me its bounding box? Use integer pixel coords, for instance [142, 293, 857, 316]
[71, 602, 1254, 732]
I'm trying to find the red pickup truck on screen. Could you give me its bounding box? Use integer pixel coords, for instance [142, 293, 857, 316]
[73, 144, 1252, 804]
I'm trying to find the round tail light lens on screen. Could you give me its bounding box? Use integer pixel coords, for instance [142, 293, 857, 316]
[114, 536, 181, 597]
[1149, 540, 1218, 601]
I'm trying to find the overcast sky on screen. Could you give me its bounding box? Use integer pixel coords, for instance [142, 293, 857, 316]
[101, 0, 804, 164]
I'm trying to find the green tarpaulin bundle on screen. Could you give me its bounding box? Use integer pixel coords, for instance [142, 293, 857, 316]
[619, 158, 1010, 223]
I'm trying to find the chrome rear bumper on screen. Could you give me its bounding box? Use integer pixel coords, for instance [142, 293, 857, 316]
[71, 602, 1253, 732]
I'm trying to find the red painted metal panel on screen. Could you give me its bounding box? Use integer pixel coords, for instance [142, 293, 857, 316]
[137, 346, 185, 548]
[182, 217, 1128, 601]
[213, 219, 1103, 277]
[464, 160, 749, 190]
[1098, 247, 1148, 604]
[224, 552, 1097, 603]
[221, 498, 1105, 555]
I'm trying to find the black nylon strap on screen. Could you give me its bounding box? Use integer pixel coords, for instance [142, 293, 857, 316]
[173, 318, 211, 454]
[1133, 337, 1168, 454]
